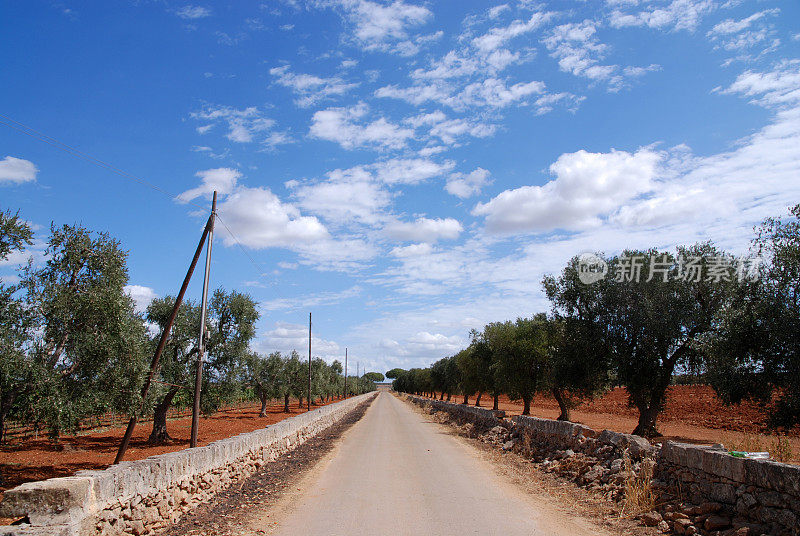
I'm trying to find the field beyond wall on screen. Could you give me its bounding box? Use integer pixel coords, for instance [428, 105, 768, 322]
[0, 397, 340, 510]
[425, 385, 800, 463]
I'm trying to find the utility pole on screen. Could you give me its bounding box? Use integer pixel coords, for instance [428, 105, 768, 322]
[343, 348, 347, 399]
[356, 362, 359, 395]
[114, 192, 215, 463]
[191, 191, 216, 448]
[307, 312, 312, 411]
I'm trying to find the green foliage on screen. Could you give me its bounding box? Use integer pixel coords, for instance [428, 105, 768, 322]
[362, 371, 384, 382]
[706, 205, 800, 427]
[385, 368, 405, 379]
[11, 223, 149, 439]
[0, 208, 33, 260]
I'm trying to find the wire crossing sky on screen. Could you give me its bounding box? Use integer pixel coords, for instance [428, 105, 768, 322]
[1, 0, 799, 375]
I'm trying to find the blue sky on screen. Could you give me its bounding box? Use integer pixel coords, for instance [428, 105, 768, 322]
[1, 0, 799, 376]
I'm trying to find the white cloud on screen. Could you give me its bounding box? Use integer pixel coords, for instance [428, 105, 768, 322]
[261, 285, 362, 311]
[390, 242, 434, 258]
[405, 111, 496, 144]
[0, 156, 38, 185]
[290, 167, 391, 225]
[176, 5, 211, 19]
[384, 217, 463, 243]
[543, 21, 623, 89]
[309, 103, 415, 150]
[260, 321, 341, 357]
[330, 0, 433, 55]
[293, 235, 378, 271]
[473, 148, 662, 233]
[191, 105, 283, 145]
[706, 8, 780, 54]
[472, 11, 553, 53]
[488, 4, 510, 20]
[608, 0, 715, 32]
[217, 186, 329, 248]
[371, 157, 455, 185]
[446, 167, 491, 198]
[720, 61, 800, 109]
[177, 168, 241, 204]
[270, 64, 358, 107]
[124, 285, 158, 313]
[377, 77, 546, 110]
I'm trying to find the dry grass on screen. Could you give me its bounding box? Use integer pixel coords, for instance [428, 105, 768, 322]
[724, 432, 797, 462]
[770, 435, 793, 462]
[620, 450, 657, 518]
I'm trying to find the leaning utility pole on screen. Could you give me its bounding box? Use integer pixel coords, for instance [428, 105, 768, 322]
[191, 192, 217, 448]
[114, 191, 216, 463]
[343, 348, 348, 399]
[307, 312, 312, 411]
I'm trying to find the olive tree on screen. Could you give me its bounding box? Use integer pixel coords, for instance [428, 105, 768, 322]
[706, 205, 800, 427]
[17, 224, 149, 439]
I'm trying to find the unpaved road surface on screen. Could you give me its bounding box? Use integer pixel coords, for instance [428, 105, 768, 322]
[257, 391, 607, 536]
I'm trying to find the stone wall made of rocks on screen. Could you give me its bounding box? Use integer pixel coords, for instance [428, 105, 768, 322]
[403, 394, 800, 536]
[656, 441, 800, 535]
[0, 392, 378, 536]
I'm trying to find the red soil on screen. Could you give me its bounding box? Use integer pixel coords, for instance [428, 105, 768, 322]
[0, 398, 341, 499]
[436, 386, 800, 462]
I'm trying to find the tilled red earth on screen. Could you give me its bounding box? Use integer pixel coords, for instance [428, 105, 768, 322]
[430, 386, 799, 462]
[0, 398, 341, 500]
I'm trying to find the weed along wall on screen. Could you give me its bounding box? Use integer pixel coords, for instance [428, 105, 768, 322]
[0, 392, 377, 536]
[404, 394, 800, 536]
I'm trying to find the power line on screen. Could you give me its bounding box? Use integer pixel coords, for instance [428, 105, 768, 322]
[0, 113, 271, 280]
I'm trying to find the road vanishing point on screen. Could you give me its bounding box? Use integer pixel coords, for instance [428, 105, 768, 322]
[256, 391, 608, 536]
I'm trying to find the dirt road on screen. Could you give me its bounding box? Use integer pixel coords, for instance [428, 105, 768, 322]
[258, 391, 608, 536]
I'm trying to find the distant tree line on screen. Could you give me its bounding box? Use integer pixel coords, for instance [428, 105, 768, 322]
[392, 205, 800, 438]
[0, 207, 376, 445]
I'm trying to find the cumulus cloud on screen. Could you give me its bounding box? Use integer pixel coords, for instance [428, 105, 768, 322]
[473, 148, 662, 233]
[446, 167, 491, 198]
[176, 168, 241, 204]
[260, 321, 340, 357]
[0, 156, 38, 185]
[384, 217, 463, 243]
[124, 285, 158, 313]
[290, 167, 391, 225]
[309, 103, 414, 150]
[217, 186, 329, 249]
[270, 64, 358, 107]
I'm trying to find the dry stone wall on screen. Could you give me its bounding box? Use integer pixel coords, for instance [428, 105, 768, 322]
[405, 394, 800, 536]
[0, 392, 377, 536]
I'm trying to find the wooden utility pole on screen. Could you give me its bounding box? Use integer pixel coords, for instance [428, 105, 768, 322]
[191, 192, 216, 448]
[356, 362, 359, 395]
[114, 193, 216, 464]
[343, 347, 347, 399]
[307, 312, 312, 411]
